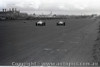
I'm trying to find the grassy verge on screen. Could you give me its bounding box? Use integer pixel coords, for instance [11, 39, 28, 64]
[92, 21, 100, 66]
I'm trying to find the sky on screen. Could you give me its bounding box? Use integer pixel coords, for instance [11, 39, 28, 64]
[0, 0, 100, 15]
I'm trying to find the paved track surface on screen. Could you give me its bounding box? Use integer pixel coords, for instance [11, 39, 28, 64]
[0, 18, 99, 66]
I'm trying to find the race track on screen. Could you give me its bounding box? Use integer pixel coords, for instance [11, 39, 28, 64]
[0, 18, 99, 66]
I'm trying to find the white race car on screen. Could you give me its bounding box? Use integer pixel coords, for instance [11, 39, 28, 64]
[36, 20, 46, 26]
[57, 21, 65, 26]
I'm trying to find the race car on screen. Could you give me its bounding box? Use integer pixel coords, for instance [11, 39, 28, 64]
[36, 20, 46, 26]
[57, 21, 65, 26]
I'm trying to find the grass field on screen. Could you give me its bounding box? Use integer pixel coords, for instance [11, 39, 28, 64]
[0, 18, 99, 66]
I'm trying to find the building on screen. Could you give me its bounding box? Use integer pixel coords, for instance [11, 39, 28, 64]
[0, 8, 28, 20]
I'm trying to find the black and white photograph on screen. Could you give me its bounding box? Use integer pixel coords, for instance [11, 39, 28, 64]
[0, 0, 100, 67]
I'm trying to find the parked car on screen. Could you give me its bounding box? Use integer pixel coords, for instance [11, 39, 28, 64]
[36, 20, 46, 26]
[57, 21, 65, 26]
[0, 17, 6, 20]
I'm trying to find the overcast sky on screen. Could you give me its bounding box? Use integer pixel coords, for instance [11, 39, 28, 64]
[0, 0, 100, 15]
